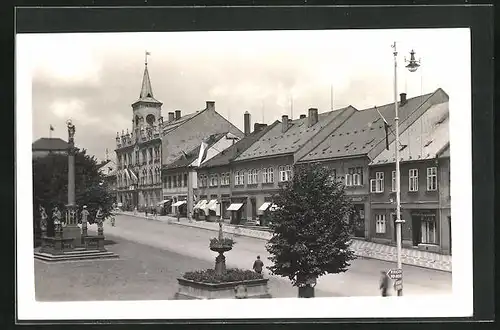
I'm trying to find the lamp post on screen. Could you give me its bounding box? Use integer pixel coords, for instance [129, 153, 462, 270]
[392, 42, 420, 297]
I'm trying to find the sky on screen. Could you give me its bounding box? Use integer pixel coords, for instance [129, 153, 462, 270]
[23, 28, 470, 161]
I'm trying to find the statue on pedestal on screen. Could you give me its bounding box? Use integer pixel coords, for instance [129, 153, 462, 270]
[39, 205, 48, 235]
[52, 206, 62, 235]
[81, 205, 90, 236]
[67, 119, 76, 145]
[95, 206, 104, 236]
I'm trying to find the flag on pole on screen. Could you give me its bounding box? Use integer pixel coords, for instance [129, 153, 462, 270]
[196, 139, 209, 167]
[375, 106, 391, 150]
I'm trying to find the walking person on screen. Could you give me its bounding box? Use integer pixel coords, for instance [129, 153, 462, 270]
[252, 256, 264, 275]
[379, 270, 390, 297]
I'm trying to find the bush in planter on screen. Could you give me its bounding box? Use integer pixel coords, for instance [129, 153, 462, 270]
[209, 237, 235, 248]
[183, 268, 263, 284]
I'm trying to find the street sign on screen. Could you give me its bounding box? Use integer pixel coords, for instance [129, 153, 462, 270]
[394, 279, 403, 291]
[387, 268, 403, 280]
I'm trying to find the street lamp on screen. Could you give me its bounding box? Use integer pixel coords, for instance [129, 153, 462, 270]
[392, 42, 420, 297]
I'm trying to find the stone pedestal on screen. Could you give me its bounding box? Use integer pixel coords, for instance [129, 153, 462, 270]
[175, 278, 271, 300]
[63, 225, 82, 247]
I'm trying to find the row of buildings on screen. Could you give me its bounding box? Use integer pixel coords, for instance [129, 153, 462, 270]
[113, 61, 451, 255]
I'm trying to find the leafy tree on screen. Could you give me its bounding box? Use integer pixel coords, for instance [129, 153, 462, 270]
[32, 149, 114, 240]
[266, 162, 356, 298]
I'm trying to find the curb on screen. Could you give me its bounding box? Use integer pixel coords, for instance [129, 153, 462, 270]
[115, 212, 452, 273]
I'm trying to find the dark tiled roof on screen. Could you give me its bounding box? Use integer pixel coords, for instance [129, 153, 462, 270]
[200, 121, 280, 169]
[370, 102, 449, 165]
[301, 89, 447, 162]
[32, 138, 68, 151]
[163, 132, 228, 170]
[234, 108, 350, 162]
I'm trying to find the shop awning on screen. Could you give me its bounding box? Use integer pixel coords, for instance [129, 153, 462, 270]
[207, 199, 219, 211]
[258, 202, 271, 211]
[193, 200, 208, 209]
[227, 203, 243, 211]
[158, 199, 171, 205]
[116, 203, 123, 207]
[172, 200, 187, 207]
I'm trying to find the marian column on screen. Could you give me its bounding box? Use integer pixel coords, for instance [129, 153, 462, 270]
[63, 119, 81, 245]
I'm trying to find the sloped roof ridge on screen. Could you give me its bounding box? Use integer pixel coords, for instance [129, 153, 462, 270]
[293, 105, 357, 157]
[201, 120, 280, 168]
[367, 88, 446, 158]
[161, 107, 209, 137]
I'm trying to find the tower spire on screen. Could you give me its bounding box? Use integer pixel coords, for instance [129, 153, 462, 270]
[140, 51, 154, 99]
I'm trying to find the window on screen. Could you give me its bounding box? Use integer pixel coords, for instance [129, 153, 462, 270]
[220, 172, 230, 186]
[279, 165, 292, 182]
[234, 171, 244, 186]
[279, 166, 286, 182]
[173, 175, 177, 188]
[345, 171, 353, 186]
[135, 151, 140, 165]
[183, 173, 188, 187]
[167, 176, 172, 188]
[375, 214, 386, 233]
[353, 167, 363, 186]
[370, 172, 384, 193]
[210, 174, 219, 187]
[327, 169, 337, 184]
[252, 169, 258, 184]
[247, 170, 253, 184]
[421, 215, 437, 244]
[262, 168, 268, 183]
[285, 165, 292, 181]
[409, 169, 419, 192]
[391, 171, 396, 192]
[268, 167, 275, 183]
[427, 167, 437, 191]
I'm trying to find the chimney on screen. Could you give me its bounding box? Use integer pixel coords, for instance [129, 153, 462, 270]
[400, 93, 407, 105]
[300, 114, 306, 119]
[168, 112, 175, 122]
[175, 110, 181, 120]
[244, 111, 251, 136]
[206, 101, 215, 111]
[282, 115, 289, 133]
[254, 123, 267, 133]
[308, 108, 319, 127]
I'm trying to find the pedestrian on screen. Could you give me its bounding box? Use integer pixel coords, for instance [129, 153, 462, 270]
[145, 206, 148, 218]
[379, 270, 390, 297]
[96, 206, 104, 235]
[252, 255, 264, 275]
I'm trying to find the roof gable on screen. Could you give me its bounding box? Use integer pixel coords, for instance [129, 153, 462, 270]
[163, 132, 228, 170]
[370, 101, 449, 165]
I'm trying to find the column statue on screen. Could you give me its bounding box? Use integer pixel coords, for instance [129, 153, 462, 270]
[39, 205, 48, 235]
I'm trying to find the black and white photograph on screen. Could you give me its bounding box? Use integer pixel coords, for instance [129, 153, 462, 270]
[17, 23, 475, 320]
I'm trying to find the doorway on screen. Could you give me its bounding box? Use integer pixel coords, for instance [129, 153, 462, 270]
[411, 214, 421, 246]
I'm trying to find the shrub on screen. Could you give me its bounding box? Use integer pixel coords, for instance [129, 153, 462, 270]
[209, 237, 235, 248]
[183, 268, 263, 284]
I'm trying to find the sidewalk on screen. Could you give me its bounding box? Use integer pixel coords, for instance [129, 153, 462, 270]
[115, 211, 452, 272]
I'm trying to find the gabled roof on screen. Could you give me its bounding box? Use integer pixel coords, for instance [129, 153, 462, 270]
[32, 137, 68, 151]
[98, 159, 118, 177]
[300, 89, 448, 162]
[370, 101, 449, 165]
[200, 121, 280, 169]
[234, 107, 351, 162]
[163, 132, 228, 170]
[161, 112, 199, 135]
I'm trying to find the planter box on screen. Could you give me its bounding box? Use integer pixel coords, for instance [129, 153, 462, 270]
[175, 278, 272, 300]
